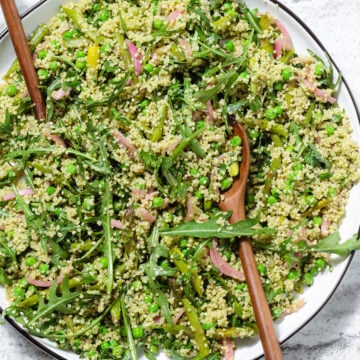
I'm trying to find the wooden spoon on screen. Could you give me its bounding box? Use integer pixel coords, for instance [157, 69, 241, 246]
[0, 0, 46, 120]
[219, 122, 283, 360]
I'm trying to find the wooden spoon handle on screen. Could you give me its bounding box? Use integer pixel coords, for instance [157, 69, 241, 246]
[239, 239, 283, 360]
[0, 0, 46, 120]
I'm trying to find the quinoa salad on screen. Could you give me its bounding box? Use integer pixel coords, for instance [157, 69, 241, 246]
[1, 0, 360, 359]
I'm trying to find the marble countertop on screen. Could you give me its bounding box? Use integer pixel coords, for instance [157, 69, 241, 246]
[0, 0, 359, 359]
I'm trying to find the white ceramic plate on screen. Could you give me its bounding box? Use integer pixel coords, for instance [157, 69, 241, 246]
[1, 1, 360, 359]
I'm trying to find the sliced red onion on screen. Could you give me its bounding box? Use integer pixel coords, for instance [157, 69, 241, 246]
[110, 219, 123, 230]
[300, 77, 337, 104]
[209, 239, 245, 281]
[3, 188, 34, 201]
[206, 100, 215, 122]
[321, 218, 330, 236]
[138, 207, 156, 224]
[111, 129, 136, 157]
[126, 40, 142, 76]
[26, 274, 64, 288]
[273, 19, 292, 59]
[179, 38, 192, 58]
[168, 10, 181, 24]
[184, 193, 194, 222]
[313, 88, 337, 104]
[43, 128, 67, 148]
[52, 87, 72, 100]
[222, 338, 235, 360]
[173, 308, 185, 324]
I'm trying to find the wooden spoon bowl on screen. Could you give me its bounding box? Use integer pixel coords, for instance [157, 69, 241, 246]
[219, 122, 283, 360]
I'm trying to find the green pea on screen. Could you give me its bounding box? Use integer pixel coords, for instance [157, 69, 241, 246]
[235, 283, 246, 291]
[325, 125, 335, 135]
[201, 322, 215, 330]
[99, 9, 110, 22]
[302, 272, 314, 286]
[75, 60, 87, 70]
[305, 195, 318, 207]
[312, 216, 322, 225]
[204, 199, 212, 210]
[190, 168, 199, 176]
[315, 258, 327, 270]
[46, 186, 56, 195]
[76, 50, 86, 58]
[196, 120, 205, 129]
[314, 63, 324, 76]
[63, 30, 75, 39]
[257, 263, 266, 276]
[148, 303, 159, 313]
[230, 135, 241, 147]
[144, 63, 154, 73]
[101, 43, 112, 54]
[221, 177, 233, 191]
[267, 195, 277, 205]
[37, 68, 49, 80]
[99, 325, 107, 334]
[5, 84, 18, 97]
[179, 239, 188, 248]
[287, 268, 299, 280]
[239, 71, 249, 79]
[328, 187, 336, 197]
[264, 105, 283, 119]
[100, 341, 111, 351]
[248, 129, 260, 139]
[199, 176, 209, 187]
[281, 68, 292, 80]
[153, 19, 164, 30]
[132, 280, 142, 289]
[112, 346, 124, 357]
[25, 256, 37, 266]
[50, 40, 61, 51]
[39, 263, 49, 274]
[132, 326, 144, 339]
[222, 2, 233, 11]
[86, 349, 97, 358]
[38, 49, 48, 59]
[49, 61, 59, 71]
[144, 294, 152, 303]
[194, 190, 203, 199]
[99, 257, 108, 268]
[13, 286, 25, 299]
[92, 3, 100, 11]
[66, 163, 77, 175]
[271, 307, 282, 319]
[149, 344, 159, 354]
[225, 40, 235, 52]
[109, 340, 119, 348]
[152, 196, 164, 208]
[82, 198, 94, 211]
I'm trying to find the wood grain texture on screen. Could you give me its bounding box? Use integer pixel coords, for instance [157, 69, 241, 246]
[0, 0, 46, 120]
[220, 123, 283, 360]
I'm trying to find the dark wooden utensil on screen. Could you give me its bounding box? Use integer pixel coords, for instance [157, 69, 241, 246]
[0, 0, 46, 120]
[220, 122, 283, 360]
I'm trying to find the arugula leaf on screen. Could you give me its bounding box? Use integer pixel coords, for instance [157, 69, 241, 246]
[159, 212, 275, 238]
[309, 232, 360, 257]
[303, 143, 330, 169]
[27, 276, 80, 326]
[0, 109, 13, 139]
